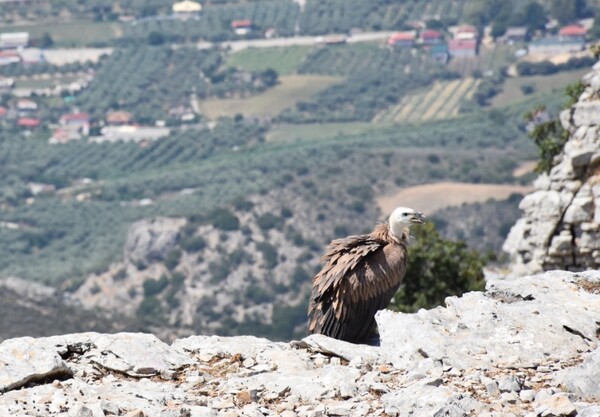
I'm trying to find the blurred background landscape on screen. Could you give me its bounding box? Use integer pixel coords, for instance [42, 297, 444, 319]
[0, 0, 598, 342]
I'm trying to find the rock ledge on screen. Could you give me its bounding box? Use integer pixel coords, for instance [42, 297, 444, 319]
[1, 271, 599, 417]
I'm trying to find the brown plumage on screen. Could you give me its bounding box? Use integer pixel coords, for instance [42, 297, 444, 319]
[308, 207, 424, 344]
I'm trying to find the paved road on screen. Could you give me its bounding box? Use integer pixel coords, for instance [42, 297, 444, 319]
[198, 31, 395, 52]
[25, 31, 394, 66]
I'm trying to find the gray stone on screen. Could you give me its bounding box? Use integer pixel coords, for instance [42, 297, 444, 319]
[498, 375, 521, 393]
[76, 406, 95, 417]
[0, 337, 72, 393]
[557, 347, 600, 401]
[579, 406, 600, 417]
[378, 271, 600, 371]
[294, 334, 380, 362]
[124, 217, 186, 267]
[535, 393, 577, 417]
[499, 392, 518, 404]
[520, 390, 536, 403]
[84, 333, 191, 377]
[482, 378, 500, 397]
[572, 102, 600, 127]
[172, 334, 277, 359]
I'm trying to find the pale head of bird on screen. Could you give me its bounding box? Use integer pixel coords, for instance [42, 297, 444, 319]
[389, 206, 425, 238]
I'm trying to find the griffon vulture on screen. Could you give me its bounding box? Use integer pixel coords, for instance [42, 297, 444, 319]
[308, 207, 425, 344]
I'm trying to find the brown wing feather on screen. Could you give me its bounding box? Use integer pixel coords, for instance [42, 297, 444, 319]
[308, 225, 408, 343]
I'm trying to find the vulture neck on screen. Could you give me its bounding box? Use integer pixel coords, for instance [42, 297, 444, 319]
[374, 222, 408, 244]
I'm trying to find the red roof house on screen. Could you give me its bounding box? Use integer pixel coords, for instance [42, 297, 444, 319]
[231, 20, 253, 35]
[421, 30, 444, 44]
[231, 19, 252, 28]
[387, 32, 416, 47]
[448, 39, 477, 57]
[456, 25, 478, 40]
[106, 111, 133, 125]
[59, 112, 90, 135]
[559, 24, 587, 40]
[17, 117, 41, 128]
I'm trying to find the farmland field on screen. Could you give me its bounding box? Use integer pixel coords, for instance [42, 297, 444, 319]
[447, 44, 518, 77]
[491, 68, 589, 108]
[374, 78, 479, 123]
[377, 182, 534, 214]
[265, 122, 384, 141]
[197, 74, 342, 119]
[0, 21, 122, 46]
[225, 46, 312, 75]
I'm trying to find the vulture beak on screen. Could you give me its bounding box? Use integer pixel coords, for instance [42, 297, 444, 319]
[410, 212, 425, 224]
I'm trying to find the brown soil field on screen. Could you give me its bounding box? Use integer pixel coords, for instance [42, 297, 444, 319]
[377, 182, 534, 215]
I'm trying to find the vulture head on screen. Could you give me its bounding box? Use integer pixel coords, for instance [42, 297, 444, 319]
[389, 206, 425, 238]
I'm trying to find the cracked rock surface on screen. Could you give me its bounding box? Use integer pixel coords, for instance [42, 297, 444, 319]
[504, 61, 600, 275]
[1, 271, 599, 417]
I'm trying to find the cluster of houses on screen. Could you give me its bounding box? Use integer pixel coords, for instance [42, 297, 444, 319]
[386, 20, 593, 63]
[387, 25, 479, 62]
[0, 31, 29, 66]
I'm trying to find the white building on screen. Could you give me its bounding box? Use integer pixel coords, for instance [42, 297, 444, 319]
[0, 32, 29, 49]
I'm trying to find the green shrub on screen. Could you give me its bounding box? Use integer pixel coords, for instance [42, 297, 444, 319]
[255, 241, 278, 269]
[233, 198, 254, 211]
[181, 235, 206, 252]
[136, 296, 165, 321]
[390, 223, 485, 313]
[244, 284, 271, 304]
[113, 268, 127, 281]
[143, 275, 169, 296]
[256, 212, 284, 231]
[164, 249, 182, 271]
[208, 209, 240, 231]
[208, 260, 230, 283]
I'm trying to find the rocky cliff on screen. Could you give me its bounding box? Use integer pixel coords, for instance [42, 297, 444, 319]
[2, 271, 599, 417]
[504, 61, 600, 275]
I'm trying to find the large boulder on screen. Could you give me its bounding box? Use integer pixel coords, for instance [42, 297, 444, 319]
[124, 217, 186, 267]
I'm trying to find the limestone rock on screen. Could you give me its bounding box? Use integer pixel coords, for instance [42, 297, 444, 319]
[0, 272, 599, 417]
[377, 271, 600, 370]
[124, 217, 186, 267]
[504, 64, 600, 274]
[557, 347, 600, 401]
[0, 337, 72, 393]
[293, 334, 380, 362]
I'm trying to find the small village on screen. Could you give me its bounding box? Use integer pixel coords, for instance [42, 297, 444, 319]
[0, 0, 596, 146]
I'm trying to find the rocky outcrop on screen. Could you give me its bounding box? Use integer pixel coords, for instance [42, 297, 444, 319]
[1, 271, 599, 416]
[124, 217, 186, 268]
[504, 61, 600, 276]
[0, 277, 126, 341]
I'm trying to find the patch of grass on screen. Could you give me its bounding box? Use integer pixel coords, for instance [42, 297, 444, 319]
[225, 46, 312, 76]
[265, 121, 382, 142]
[491, 68, 589, 108]
[0, 21, 122, 47]
[15, 75, 81, 89]
[198, 74, 342, 119]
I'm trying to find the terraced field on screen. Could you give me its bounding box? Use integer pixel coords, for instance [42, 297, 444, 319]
[374, 78, 480, 123]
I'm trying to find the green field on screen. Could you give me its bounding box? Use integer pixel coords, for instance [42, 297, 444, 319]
[226, 46, 312, 75]
[265, 122, 386, 142]
[0, 21, 122, 46]
[491, 68, 589, 108]
[15, 74, 81, 89]
[198, 74, 342, 119]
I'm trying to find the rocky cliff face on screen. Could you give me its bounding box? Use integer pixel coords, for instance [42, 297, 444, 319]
[2, 271, 599, 417]
[504, 61, 600, 276]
